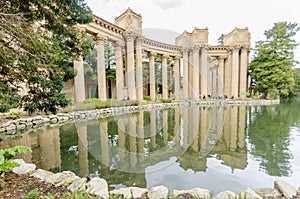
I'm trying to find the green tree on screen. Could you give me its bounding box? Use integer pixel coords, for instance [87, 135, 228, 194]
[294, 68, 300, 92]
[249, 22, 299, 98]
[0, 0, 94, 114]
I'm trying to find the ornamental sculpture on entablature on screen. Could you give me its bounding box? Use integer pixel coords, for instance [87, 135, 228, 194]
[223, 27, 250, 46]
[114, 7, 142, 35]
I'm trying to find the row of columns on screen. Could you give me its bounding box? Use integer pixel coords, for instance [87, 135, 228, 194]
[74, 32, 249, 103]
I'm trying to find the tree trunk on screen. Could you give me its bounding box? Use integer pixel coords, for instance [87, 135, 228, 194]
[262, 90, 268, 99]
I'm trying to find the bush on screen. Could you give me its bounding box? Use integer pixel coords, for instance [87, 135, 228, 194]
[143, 96, 151, 101]
[160, 98, 172, 103]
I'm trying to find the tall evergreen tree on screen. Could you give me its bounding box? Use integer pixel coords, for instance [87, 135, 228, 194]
[0, 0, 94, 113]
[249, 22, 299, 98]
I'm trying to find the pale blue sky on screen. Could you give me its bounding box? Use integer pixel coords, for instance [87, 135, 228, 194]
[86, 0, 300, 63]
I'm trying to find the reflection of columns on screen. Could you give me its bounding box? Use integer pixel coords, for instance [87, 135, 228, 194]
[182, 108, 189, 148]
[192, 46, 200, 99]
[173, 107, 180, 143]
[230, 106, 238, 150]
[100, 122, 110, 166]
[118, 119, 126, 163]
[238, 106, 246, 150]
[74, 56, 85, 102]
[115, 41, 124, 101]
[150, 110, 156, 151]
[128, 116, 137, 167]
[200, 46, 208, 96]
[125, 32, 136, 100]
[162, 54, 169, 99]
[191, 107, 199, 152]
[96, 34, 107, 101]
[200, 107, 208, 149]
[78, 124, 89, 176]
[223, 107, 231, 148]
[174, 56, 180, 99]
[137, 112, 144, 164]
[163, 110, 168, 145]
[218, 57, 225, 96]
[239, 47, 249, 94]
[136, 37, 143, 101]
[225, 53, 232, 97]
[149, 52, 157, 101]
[182, 48, 189, 100]
[231, 47, 240, 97]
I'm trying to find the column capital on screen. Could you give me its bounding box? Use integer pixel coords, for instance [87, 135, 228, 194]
[218, 55, 228, 61]
[136, 36, 144, 44]
[161, 54, 169, 59]
[113, 40, 125, 48]
[174, 56, 181, 60]
[193, 45, 200, 51]
[96, 34, 107, 45]
[181, 47, 189, 54]
[123, 31, 136, 42]
[201, 45, 209, 51]
[149, 51, 157, 57]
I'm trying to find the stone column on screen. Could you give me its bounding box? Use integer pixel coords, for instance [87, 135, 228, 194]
[74, 56, 86, 103]
[136, 37, 143, 101]
[182, 48, 189, 100]
[218, 57, 225, 97]
[200, 46, 208, 97]
[162, 54, 169, 99]
[124, 32, 137, 100]
[239, 47, 249, 94]
[192, 45, 200, 99]
[114, 41, 124, 101]
[188, 50, 193, 99]
[224, 53, 232, 97]
[208, 66, 213, 96]
[149, 52, 157, 101]
[96, 34, 107, 101]
[173, 56, 181, 99]
[231, 46, 240, 98]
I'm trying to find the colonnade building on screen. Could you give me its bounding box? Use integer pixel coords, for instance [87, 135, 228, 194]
[69, 8, 251, 102]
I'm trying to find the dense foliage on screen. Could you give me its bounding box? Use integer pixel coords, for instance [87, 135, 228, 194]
[0, 0, 94, 113]
[249, 22, 299, 99]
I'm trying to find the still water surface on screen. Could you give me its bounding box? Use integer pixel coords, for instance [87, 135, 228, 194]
[1, 100, 300, 194]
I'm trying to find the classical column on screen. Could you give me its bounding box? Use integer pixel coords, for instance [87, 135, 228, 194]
[74, 56, 86, 103]
[174, 56, 181, 99]
[96, 34, 107, 101]
[224, 52, 232, 97]
[124, 32, 137, 100]
[218, 57, 225, 97]
[192, 45, 200, 99]
[114, 41, 124, 101]
[208, 66, 213, 96]
[188, 50, 193, 99]
[136, 37, 143, 101]
[162, 54, 169, 99]
[231, 46, 240, 98]
[239, 47, 249, 94]
[149, 52, 157, 101]
[200, 46, 208, 97]
[182, 48, 189, 100]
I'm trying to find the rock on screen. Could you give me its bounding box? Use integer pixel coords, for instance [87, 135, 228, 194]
[45, 171, 79, 187]
[148, 185, 169, 199]
[214, 191, 236, 199]
[6, 124, 16, 132]
[274, 179, 297, 198]
[12, 159, 36, 175]
[1, 121, 11, 128]
[16, 124, 26, 130]
[50, 118, 58, 124]
[86, 177, 108, 198]
[67, 177, 87, 192]
[31, 169, 54, 181]
[0, 127, 5, 133]
[110, 187, 148, 199]
[254, 188, 281, 198]
[173, 188, 210, 198]
[240, 188, 262, 199]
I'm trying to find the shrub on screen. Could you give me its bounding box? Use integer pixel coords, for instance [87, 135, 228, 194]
[143, 96, 151, 101]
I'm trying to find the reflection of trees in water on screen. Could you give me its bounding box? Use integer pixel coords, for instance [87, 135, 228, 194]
[248, 100, 300, 177]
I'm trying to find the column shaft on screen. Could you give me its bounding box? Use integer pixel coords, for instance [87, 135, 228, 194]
[200, 47, 208, 96]
[149, 52, 156, 101]
[231, 48, 240, 97]
[126, 36, 136, 100]
[224, 53, 232, 97]
[74, 56, 86, 102]
[192, 46, 200, 99]
[218, 57, 225, 97]
[162, 54, 168, 99]
[96, 36, 107, 101]
[239, 48, 248, 94]
[136, 38, 143, 101]
[115, 42, 124, 101]
[174, 57, 180, 99]
[182, 49, 189, 100]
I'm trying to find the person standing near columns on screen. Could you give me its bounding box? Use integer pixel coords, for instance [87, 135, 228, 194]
[114, 41, 124, 101]
[192, 45, 200, 100]
[136, 37, 143, 101]
[124, 31, 137, 100]
[149, 52, 157, 101]
[162, 54, 169, 99]
[96, 34, 107, 101]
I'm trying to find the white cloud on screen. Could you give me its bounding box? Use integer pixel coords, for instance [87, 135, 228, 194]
[152, 0, 186, 10]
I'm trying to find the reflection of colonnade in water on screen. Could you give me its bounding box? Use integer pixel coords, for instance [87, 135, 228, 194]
[0, 105, 248, 185]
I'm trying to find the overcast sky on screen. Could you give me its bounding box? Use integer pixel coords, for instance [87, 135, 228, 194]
[86, 0, 300, 62]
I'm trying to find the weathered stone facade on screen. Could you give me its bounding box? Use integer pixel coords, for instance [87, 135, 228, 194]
[69, 8, 251, 103]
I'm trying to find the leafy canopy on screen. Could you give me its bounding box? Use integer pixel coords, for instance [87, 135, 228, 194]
[0, 0, 94, 114]
[249, 22, 299, 98]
